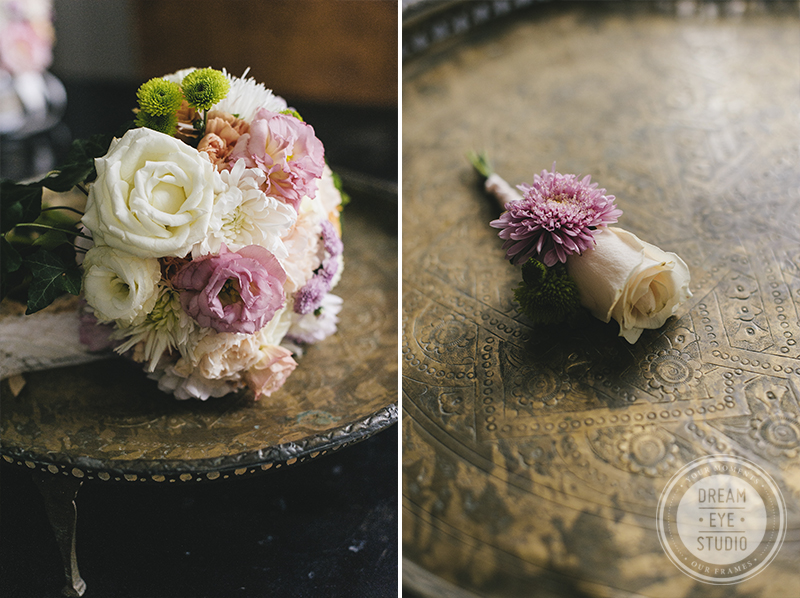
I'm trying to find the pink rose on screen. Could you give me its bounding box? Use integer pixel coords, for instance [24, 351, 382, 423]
[228, 108, 324, 211]
[245, 345, 297, 400]
[173, 245, 286, 334]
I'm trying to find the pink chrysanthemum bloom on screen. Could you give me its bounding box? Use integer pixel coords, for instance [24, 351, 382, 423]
[490, 166, 622, 267]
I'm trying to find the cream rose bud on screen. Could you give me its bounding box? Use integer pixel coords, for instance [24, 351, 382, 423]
[82, 246, 161, 326]
[81, 128, 220, 259]
[567, 227, 692, 344]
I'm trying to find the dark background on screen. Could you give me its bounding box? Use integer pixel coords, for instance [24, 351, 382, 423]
[1, 425, 398, 598]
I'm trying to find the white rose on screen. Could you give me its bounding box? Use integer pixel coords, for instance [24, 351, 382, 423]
[82, 246, 161, 326]
[567, 227, 692, 344]
[82, 127, 220, 258]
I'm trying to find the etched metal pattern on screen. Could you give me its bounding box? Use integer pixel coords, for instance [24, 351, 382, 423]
[402, 4, 800, 597]
[0, 208, 398, 481]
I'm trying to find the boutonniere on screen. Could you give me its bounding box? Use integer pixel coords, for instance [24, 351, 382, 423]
[471, 152, 691, 343]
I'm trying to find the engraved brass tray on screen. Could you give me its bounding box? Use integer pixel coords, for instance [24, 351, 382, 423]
[1, 207, 397, 482]
[402, 3, 800, 597]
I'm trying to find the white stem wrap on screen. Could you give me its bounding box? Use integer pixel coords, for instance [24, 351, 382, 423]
[485, 173, 523, 208]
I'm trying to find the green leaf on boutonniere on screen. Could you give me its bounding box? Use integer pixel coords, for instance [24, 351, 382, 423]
[23, 249, 82, 314]
[514, 259, 581, 325]
[467, 150, 492, 179]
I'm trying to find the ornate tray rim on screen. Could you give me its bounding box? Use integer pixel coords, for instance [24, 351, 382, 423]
[0, 402, 397, 483]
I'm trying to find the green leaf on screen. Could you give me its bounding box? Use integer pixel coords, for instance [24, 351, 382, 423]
[23, 249, 82, 314]
[0, 265, 27, 301]
[1, 237, 22, 273]
[41, 133, 114, 191]
[42, 163, 95, 193]
[513, 259, 581, 325]
[32, 229, 69, 250]
[467, 150, 493, 179]
[330, 169, 351, 207]
[60, 264, 82, 295]
[0, 181, 43, 232]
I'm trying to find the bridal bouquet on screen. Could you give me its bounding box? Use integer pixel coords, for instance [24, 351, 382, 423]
[1, 68, 346, 400]
[472, 154, 691, 343]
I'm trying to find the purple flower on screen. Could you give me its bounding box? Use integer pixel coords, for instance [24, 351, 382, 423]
[292, 223, 342, 315]
[293, 256, 340, 314]
[317, 256, 339, 284]
[173, 245, 286, 334]
[489, 166, 622, 267]
[320, 219, 343, 257]
[293, 275, 328, 315]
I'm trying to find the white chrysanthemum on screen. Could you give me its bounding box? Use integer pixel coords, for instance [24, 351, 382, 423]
[192, 159, 296, 258]
[285, 293, 343, 346]
[161, 68, 286, 122]
[161, 67, 197, 85]
[214, 68, 287, 122]
[112, 285, 198, 372]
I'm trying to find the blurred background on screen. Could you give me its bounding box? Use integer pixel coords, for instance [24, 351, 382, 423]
[1, 0, 398, 184]
[0, 1, 398, 597]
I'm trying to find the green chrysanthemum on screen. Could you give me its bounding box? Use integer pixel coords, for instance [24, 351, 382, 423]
[181, 68, 230, 111]
[513, 259, 581, 325]
[280, 108, 304, 122]
[136, 78, 183, 116]
[134, 110, 178, 135]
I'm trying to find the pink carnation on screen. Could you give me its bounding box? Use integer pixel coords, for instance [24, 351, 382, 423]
[228, 108, 324, 211]
[245, 345, 297, 400]
[173, 245, 286, 334]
